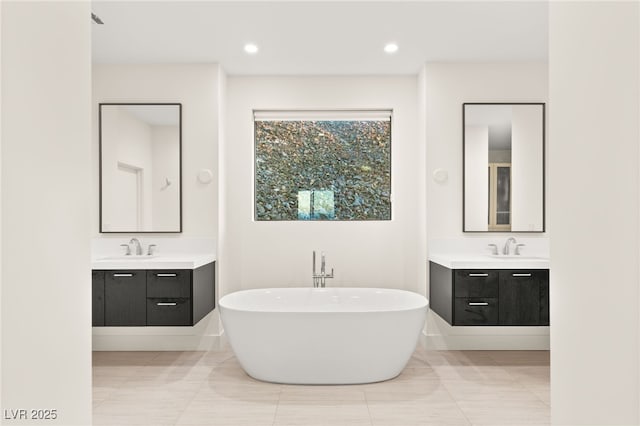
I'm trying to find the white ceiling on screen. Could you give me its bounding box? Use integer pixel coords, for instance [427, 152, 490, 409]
[91, 1, 548, 75]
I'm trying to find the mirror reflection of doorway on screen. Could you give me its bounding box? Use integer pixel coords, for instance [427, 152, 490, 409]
[488, 163, 511, 231]
[115, 162, 143, 230]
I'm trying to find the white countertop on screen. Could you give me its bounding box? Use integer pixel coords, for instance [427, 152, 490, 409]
[429, 253, 549, 270]
[91, 253, 216, 270]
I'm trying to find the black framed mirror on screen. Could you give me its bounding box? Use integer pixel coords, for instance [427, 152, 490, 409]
[99, 103, 182, 233]
[463, 103, 545, 232]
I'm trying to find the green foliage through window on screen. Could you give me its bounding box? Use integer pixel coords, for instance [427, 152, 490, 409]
[254, 112, 391, 221]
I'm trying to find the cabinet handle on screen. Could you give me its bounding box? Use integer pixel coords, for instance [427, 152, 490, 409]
[468, 302, 489, 306]
[157, 302, 177, 306]
[512, 273, 532, 277]
[468, 273, 489, 277]
[113, 273, 133, 277]
[156, 273, 177, 277]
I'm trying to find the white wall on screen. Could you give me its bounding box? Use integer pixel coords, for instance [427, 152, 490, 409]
[1, 2, 91, 424]
[222, 76, 425, 299]
[0, 0, 3, 408]
[511, 106, 544, 231]
[424, 63, 549, 349]
[425, 63, 548, 239]
[464, 125, 489, 231]
[93, 64, 219, 239]
[216, 69, 227, 325]
[101, 106, 153, 231]
[549, 2, 640, 424]
[92, 64, 222, 346]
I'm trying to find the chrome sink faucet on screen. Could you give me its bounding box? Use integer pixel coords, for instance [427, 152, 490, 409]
[312, 251, 334, 288]
[503, 237, 517, 255]
[129, 238, 143, 256]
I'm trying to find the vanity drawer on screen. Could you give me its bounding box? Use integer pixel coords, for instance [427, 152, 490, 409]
[147, 298, 191, 326]
[454, 270, 499, 298]
[454, 298, 499, 325]
[146, 270, 191, 298]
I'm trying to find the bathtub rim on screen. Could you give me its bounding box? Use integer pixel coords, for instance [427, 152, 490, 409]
[218, 287, 429, 314]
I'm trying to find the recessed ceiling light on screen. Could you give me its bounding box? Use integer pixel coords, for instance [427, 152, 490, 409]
[384, 43, 399, 54]
[244, 43, 259, 54]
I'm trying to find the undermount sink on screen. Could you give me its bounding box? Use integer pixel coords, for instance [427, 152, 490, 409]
[487, 254, 547, 260]
[91, 252, 215, 270]
[97, 255, 157, 261]
[429, 252, 550, 270]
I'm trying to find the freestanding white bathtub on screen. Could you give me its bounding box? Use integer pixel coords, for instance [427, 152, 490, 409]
[219, 287, 428, 385]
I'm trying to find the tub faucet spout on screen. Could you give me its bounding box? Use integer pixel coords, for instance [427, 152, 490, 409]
[312, 251, 334, 288]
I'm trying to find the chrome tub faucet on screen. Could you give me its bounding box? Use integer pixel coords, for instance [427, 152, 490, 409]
[312, 251, 334, 288]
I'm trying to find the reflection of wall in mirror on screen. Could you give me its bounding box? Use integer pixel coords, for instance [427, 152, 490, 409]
[151, 125, 180, 231]
[102, 106, 152, 231]
[464, 125, 489, 231]
[114, 161, 142, 230]
[489, 150, 511, 163]
[511, 106, 543, 231]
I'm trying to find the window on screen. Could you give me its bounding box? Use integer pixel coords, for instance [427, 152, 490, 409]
[254, 110, 392, 221]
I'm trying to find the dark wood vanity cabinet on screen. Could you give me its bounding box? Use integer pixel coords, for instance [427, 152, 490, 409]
[104, 270, 147, 326]
[429, 262, 549, 326]
[92, 262, 215, 327]
[92, 271, 105, 326]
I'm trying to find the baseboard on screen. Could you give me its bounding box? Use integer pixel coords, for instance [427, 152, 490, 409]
[92, 332, 228, 351]
[422, 331, 550, 350]
[93, 329, 548, 352]
[422, 312, 550, 350]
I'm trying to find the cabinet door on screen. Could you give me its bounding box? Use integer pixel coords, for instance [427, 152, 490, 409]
[499, 270, 544, 326]
[92, 271, 105, 327]
[105, 271, 146, 326]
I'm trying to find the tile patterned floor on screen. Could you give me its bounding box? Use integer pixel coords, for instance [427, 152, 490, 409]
[93, 348, 550, 426]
